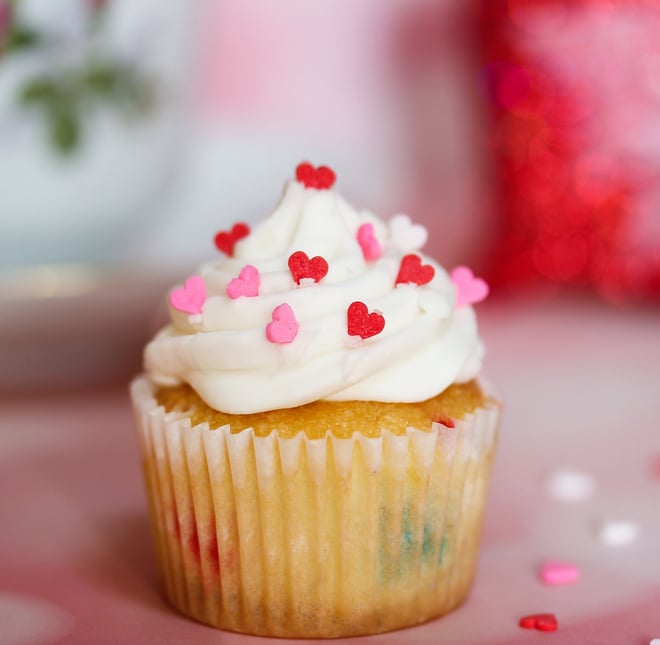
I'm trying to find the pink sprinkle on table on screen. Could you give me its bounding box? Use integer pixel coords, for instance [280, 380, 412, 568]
[540, 561, 581, 586]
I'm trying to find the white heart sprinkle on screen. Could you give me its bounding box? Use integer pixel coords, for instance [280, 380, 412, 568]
[546, 470, 595, 502]
[598, 520, 639, 546]
[389, 214, 428, 252]
[649, 639, 660, 645]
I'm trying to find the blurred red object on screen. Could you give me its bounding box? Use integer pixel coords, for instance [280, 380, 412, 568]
[479, 0, 660, 302]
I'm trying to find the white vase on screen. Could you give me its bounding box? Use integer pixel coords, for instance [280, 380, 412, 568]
[0, 0, 198, 266]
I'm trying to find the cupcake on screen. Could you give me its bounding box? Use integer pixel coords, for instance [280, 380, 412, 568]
[131, 162, 500, 638]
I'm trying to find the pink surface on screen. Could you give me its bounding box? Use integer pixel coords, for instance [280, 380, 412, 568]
[2, 297, 660, 644]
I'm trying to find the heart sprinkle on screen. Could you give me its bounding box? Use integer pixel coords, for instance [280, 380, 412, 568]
[288, 251, 329, 285]
[266, 304, 299, 344]
[226, 265, 260, 299]
[295, 162, 336, 190]
[169, 275, 206, 315]
[214, 222, 250, 256]
[347, 301, 385, 339]
[450, 266, 489, 307]
[389, 214, 428, 252]
[357, 223, 382, 261]
[539, 561, 580, 586]
[395, 254, 435, 286]
[435, 417, 455, 428]
[519, 613, 558, 632]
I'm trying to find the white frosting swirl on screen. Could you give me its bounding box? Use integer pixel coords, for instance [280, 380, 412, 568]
[145, 180, 484, 413]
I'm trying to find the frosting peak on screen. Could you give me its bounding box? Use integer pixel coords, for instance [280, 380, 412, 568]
[145, 169, 486, 414]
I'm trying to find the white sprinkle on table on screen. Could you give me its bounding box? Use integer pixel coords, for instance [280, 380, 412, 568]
[598, 520, 639, 546]
[546, 470, 596, 502]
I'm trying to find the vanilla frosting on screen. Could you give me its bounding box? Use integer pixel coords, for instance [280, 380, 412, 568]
[144, 178, 485, 414]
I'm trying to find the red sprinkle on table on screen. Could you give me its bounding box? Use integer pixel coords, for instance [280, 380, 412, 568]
[214, 222, 250, 256]
[288, 251, 329, 285]
[519, 613, 558, 632]
[395, 254, 435, 286]
[296, 162, 336, 189]
[347, 301, 385, 339]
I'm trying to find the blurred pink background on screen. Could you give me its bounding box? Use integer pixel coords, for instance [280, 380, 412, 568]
[131, 0, 491, 272]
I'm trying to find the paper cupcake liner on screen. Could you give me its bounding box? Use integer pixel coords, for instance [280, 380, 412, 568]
[130, 376, 500, 638]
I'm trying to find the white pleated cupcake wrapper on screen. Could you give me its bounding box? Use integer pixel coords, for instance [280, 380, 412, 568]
[130, 376, 500, 637]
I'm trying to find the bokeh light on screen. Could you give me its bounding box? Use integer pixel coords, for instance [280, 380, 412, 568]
[480, 0, 660, 302]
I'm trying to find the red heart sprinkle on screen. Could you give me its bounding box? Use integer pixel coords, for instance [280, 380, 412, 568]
[295, 161, 336, 190]
[288, 251, 329, 285]
[435, 417, 455, 428]
[214, 222, 250, 256]
[347, 301, 385, 339]
[519, 614, 558, 632]
[395, 254, 435, 286]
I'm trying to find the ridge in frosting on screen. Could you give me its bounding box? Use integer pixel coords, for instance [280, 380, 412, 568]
[145, 164, 487, 414]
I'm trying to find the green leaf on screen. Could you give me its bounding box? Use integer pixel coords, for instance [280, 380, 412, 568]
[49, 111, 80, 154]
[20, 76, 58, 106]
[3, 26, 39, 54]
[83, 61, 156, 117]
[84, 62, 120, 95]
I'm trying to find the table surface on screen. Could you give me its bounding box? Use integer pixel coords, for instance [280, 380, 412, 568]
[2, 295, 660, 645]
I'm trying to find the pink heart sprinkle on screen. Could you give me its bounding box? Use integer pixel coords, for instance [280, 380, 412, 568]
[266, 303, 298, 344]
[540, 561, 580, 586]
[226, 265, 260, 299]
[357, 223, 382, 261]
[451, 266, 489, 308]
[169, 275, 206, 315]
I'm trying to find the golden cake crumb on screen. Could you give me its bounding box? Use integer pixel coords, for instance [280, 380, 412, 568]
[155, 380, 487, 439]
